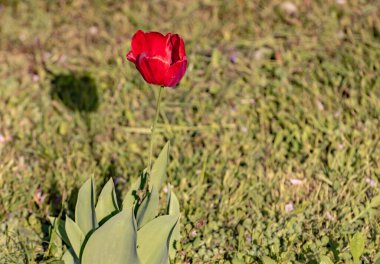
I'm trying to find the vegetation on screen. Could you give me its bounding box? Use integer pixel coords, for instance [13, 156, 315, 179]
[0, 0, 379, 263]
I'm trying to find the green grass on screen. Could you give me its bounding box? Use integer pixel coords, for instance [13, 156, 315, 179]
[1, 0, 380, 263]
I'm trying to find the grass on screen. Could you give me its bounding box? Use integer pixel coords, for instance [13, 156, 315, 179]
[0, 0, 379, 263]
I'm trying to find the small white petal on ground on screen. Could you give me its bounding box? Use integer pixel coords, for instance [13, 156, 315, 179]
[281, 2, 298, 15]
[326, 211, 334, 221]
[289, 179, 303, 186]
[366, 178, 376, 187]
[285, 202, 294, 213]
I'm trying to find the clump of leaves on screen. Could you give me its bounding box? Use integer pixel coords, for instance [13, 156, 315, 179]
[50, 142, 180, 264]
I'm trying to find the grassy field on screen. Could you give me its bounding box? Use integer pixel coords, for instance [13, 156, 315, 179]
[1, 0, 380, 263]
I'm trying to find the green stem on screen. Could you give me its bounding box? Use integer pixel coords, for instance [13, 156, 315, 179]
[148, 86, 163, 173]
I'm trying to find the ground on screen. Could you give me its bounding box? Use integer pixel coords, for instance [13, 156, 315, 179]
[0, 0, 379, 263]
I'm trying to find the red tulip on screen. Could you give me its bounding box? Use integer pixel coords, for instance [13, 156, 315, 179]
[126, 30, 187, 88]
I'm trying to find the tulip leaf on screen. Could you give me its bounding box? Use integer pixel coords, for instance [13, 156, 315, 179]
[150, 141, 170, 192]
[167, 188, 180, 216]
[167, 189, 180, 260]
[137, 215, 178, 264]
[122, 176, 141, 209]
[49, 216, 70, 247]
[81, 207, 139, 264]
[136, 187, 159, 229]
[65, 217, 84, 258]
[75, 177, 97, 235]
[350, 232, 365, 264]
[123, 140, 169, 218]
[62, 248, 79, 264]
[95, 178, 119, 224]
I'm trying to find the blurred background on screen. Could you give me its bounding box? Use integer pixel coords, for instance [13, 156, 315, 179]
[0, 0, 379, 263]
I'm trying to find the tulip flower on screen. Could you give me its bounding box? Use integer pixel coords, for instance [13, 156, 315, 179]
[126, 30, 187, 88]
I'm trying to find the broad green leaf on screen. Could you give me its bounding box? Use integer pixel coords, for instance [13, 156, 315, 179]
[95, 178, 119, 223]
[49, 217, 70, 247]
[136, 187, 159, 229]
[75, 177, 97, 235]
[167, 189, 180, 260]
[81, 207, 139, 264]
[65, 217, 84, 258]
[261, 256, 276, 264]
[350, 232, 365, 264]
[62, 248, 79, 264]
[123, 177, 141, 209]
[150, 141, 170, 192]
[137, 215, 178, 264]
[167, 189, 180, 216]
[320, 255, 334, 264]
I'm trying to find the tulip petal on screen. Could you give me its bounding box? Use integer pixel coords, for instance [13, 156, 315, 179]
[170, 34, 186, 64]
[128, 31, 173, 64]
[145, 32, 173, 60]
[127, 30, 146, 63]
[164, 58, 187, 87]
[136, 53, 170, 86]
[126, 51, 136, 63]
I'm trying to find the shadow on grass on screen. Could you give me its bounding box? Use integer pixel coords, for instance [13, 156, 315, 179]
[50, 72, 99, 113]
[50, 71, 101, 165]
